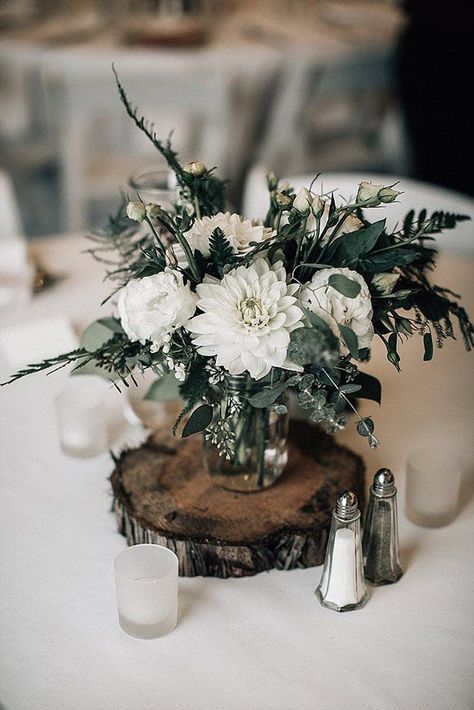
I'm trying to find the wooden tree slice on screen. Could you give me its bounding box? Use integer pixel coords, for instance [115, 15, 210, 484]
[110, 422, 365, 578]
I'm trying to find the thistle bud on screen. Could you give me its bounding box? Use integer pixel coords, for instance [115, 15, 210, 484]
[275, 192, 292, 209]
[146, 203, 161, 219]
[183, 160, 207, 177]
[126, 201, 146, 222]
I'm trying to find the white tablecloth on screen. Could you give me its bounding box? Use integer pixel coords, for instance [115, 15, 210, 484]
[1, 233, 473, 710]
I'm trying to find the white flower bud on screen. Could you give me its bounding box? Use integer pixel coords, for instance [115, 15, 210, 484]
[378, 186, 401, 204]
[183, 160, 207, 177]
[357, 181, 401, 206]
[371, 272, 400, 296]
[162, 344, 170, 354]
[266, 171, 279, 190]
[311, 195, 325, 217]
[146, 203, 161, 219]
[275, 192, 292, 208]
[293, 187, 313, 215]
[126, 201, 146, 222]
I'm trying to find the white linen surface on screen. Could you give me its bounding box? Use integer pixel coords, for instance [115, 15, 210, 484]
[0, 234, 473, 710]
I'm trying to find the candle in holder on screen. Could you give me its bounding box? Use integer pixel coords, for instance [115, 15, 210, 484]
[55, 376, 108, 457]
[114, 544, 178, 639]
[405, 448, 463, 527]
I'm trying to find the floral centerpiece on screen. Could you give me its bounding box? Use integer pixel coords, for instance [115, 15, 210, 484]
[6, 73, 473, 491]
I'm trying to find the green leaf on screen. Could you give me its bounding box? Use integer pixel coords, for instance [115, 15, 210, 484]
[96, 317, 124, 334]
[247, 377, 298, 408]
[71, 359, 120, 381]
[353, 372, 382, 404]
[328, 219, 386, 264]
[360, 248, 419, 272]
[80, 320, 116, 351]
[339, 324, 359, 359]
[302, 307, 334, 337]
[339, 383, 362, 394]
[328, 274, 361, 298]
[182, 404, 213, 438]
[209, 227, 234, 272]
[423, 332, 433, 361]
[357, 417, 375, 437]
[145, 373, 180, 402]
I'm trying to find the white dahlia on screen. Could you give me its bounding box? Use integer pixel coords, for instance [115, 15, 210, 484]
[118, 270, 197, 347]
[300, 267, 374, 350]
[175, 212, 272, 265]
[186, 258, 304, 380]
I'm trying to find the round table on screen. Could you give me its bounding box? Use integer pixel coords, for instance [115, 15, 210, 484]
[0, 216, 473, 709]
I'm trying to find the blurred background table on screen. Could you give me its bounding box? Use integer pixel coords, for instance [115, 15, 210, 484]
[0, 0, 405, 234]
[0, 173, 473, 710]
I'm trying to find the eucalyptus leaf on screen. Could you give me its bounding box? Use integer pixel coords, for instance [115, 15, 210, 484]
[339, 383, 362, 394]
[96, 317, 124, 334]
[247, 376, 298, 408]
[357, 417, 375, 437]
[181, 404, 213, 438]
[328, 274, 361, 298]
[339, 324, 359, 359]
[145, 373, 180, 402]
[423, 332, 433, 361]
[302, 307, 334, 337]
[80, 320, 116, 351]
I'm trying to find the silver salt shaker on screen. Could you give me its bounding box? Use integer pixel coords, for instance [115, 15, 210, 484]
[315, 491, 370, 612]
[363, 469, 403, 585]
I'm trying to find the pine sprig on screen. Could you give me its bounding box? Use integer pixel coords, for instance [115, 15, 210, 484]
[209, 227, 235, 275]
[113, 66, 226, 216]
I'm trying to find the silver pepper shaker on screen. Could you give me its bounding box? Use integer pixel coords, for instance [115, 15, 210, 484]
[315, 491, 370, 612]
[363, 469, 403, 585]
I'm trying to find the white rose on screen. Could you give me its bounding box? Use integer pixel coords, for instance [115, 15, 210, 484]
[127, 201, 146, 222]
[300, 267, 374, 350]
[357, 181, 400, 206]
[118, 269, 197, 347]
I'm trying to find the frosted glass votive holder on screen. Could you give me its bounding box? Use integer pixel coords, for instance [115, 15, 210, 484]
[405, 447, 463, 527]
[55, 376, 108, 457]
[114, 544, 178, 639]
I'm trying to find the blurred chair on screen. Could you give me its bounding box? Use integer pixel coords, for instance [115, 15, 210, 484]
[47, 62, 233, 232]
[0, 169, 24, 240]
[256, 47, 406, 178]
[242, 167, 474, 256]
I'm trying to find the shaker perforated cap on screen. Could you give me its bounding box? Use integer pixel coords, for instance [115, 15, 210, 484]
[335, 491, 359, 521]
[372, 468, 396, 497]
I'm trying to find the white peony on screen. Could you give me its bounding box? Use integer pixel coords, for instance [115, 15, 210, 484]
[118, 270, 197, 347]
[186, 258, 304, 380]
[300, 267, 374, 350]
[174, 212, 272, 265]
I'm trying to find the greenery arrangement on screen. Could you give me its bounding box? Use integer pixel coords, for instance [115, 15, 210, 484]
[5, 72, 473, 480]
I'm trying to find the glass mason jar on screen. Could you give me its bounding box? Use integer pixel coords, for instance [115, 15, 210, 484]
[202, 375, 289, 492]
